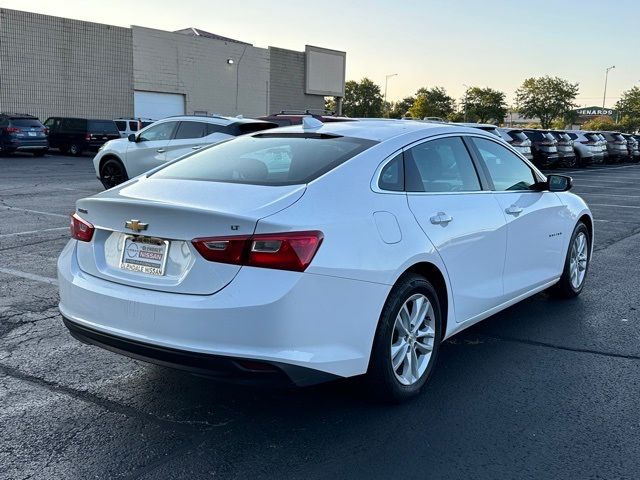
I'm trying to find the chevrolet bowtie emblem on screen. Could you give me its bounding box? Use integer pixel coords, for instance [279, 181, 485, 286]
[125, 219, 148, 232]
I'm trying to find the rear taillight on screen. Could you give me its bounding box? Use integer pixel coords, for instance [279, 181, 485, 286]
[43, 127, 49, 135]
[85, 133, 92, 141]
[3, 127, 20, 134]
[192, 231, 323, 272]
[70, 213, 94, 242]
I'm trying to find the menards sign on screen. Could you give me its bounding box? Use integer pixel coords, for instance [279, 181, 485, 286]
[574, 106, 617, 117]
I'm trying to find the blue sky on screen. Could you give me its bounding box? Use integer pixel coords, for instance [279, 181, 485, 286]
[2, 0, 638, 106]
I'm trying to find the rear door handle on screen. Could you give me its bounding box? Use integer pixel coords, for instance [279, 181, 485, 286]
[430, 212, 453, 225]
[157, 148, 166, 153]
[505, 205, 523, 216]
[191, 146, 202, 150]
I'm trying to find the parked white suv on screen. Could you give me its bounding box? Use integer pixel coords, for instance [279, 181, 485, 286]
[94, 115, 277, 189]
[114, 118, 155, 138]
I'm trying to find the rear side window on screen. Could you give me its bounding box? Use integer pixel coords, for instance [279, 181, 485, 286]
[378, 153, 404, 191]
[63, 118, 86, 131]
[472, 137, 536, 191]
[152, 134, 377, 186]
[405, 137, 481, 193]
[115, 121, 126, 131]
[10, 118, 43, 128]
[174, 121, 208, 139]
[88, 120, 119, 134]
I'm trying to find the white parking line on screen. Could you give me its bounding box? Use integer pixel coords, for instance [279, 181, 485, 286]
[576, 193, 640, 198]
[0, 206, 68, 218]
[0, 267, 58, 286]
[574, 177, 640, 185]
[0, 227, 68, 238]
[554, 165, 640, 174]
[573, 184, 640, 192]
[588, 203, 640, 209]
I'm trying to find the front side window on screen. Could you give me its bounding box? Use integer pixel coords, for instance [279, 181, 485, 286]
[174, 121, 208, 139]
[152, 134, 376, 186]
[115, 121, 126, 131]
[138, 122, 177, 142]
[405, 137, 481, 192]
[471, 137, 536, 191]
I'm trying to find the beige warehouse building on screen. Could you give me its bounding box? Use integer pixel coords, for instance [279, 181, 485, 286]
[0, 8, 345, 121]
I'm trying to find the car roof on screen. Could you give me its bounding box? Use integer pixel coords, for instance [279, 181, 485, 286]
[458, 123, 499, 129]
[158, 115, 273, 126]
[254, 119, 497, 143]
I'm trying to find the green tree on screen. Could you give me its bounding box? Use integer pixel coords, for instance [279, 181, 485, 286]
[615, 87, 640, 132]
[463, 87, 507, 123]
[615, 86, 640, 118]
[387, 96, 415, 119]
[342, 78, 384, 118]
[408, 87, 455, 119]
[581, 116, 618, 131]
[324, 97, 336, 113]
[515, 76, 579, 129]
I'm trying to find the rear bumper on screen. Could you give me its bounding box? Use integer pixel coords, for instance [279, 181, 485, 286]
[58, 240, 389, 382]
[1, 139, 48, 150]
[63, 316, 336, 386]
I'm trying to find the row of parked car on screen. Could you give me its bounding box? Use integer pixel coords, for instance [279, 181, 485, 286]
[463, 123, 640, 169]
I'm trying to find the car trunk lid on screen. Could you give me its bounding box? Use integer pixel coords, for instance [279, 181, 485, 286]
[74, 178, 306, 294]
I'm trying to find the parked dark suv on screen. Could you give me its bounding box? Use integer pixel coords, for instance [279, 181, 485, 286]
[44, 117, 121, 156]
[548, 131, 577, 167]
[522, 129, 560, 168]
[0, 113, 48, 156]
[258, 110, 354, 126]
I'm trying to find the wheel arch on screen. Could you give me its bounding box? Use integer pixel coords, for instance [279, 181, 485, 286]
[99, 154, 125, 172]
[400, 261, 450, 339]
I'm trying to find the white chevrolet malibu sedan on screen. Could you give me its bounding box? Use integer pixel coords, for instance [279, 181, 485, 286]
[58, 120, 592, 402]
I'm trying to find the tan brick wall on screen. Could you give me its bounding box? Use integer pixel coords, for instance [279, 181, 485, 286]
[268, 47, 325, 114]
[0, 8, 133, 121]
[132, 26, 270, 117]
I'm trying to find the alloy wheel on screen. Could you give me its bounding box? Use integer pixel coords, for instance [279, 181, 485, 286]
[390, 293, 435, 386]
[570, 232, 588, 289]
[101, 163, 125, 189]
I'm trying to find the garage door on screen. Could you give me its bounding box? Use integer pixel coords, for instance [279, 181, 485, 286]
[134, 91, 185, 121]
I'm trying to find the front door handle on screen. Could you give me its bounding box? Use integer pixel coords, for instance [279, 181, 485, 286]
[192, 146, 202, 150]
[505, 205, 523, 216]
[430, 212, 453, 225]
[157, 148, 166, 153]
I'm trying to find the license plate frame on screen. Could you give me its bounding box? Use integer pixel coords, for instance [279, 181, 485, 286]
[119, 235, 170, 276]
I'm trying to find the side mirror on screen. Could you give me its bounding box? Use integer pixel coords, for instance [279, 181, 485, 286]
[128, 133, 137, 142]
[547, 174, 572, 192]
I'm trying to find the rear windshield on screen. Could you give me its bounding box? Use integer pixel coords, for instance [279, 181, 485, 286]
[504, 130, 527, 142]
[10, 118, 43, 128]
[152, 134, 377, 186]
[88, 120, 119, 134]
[524, 131, 544, 141]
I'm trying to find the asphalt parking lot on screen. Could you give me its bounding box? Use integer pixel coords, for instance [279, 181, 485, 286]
[1, 153, 640, 480]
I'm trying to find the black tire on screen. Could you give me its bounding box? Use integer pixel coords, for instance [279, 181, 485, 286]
[32, 149, 47, 157]
[69, 143, 83, 156]
[548, 222, 590, 298]
[99, 158, 128, 189]
[365, 273, 442, 403]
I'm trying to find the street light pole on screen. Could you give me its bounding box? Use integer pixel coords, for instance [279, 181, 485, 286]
[603, 65, 615, 108]
[462, 83, 470, 122]
[384, 74, 398, 116]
